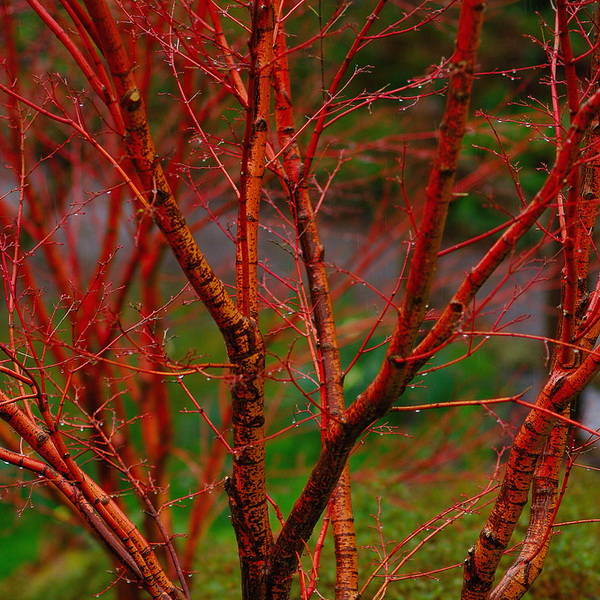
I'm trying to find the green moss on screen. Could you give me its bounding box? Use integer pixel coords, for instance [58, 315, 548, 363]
[0, 545, 114, 600]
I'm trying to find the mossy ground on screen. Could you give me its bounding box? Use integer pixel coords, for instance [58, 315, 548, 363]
[0, 465, 597, 600]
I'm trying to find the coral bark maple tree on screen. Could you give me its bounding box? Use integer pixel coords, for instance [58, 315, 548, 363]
[1, 1, 600, 600]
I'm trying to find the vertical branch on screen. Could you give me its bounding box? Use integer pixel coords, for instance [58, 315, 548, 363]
[461, 349, 600, 600]
[575, 8, 600, 334]
[489, 413, 568, 600]
[236, 0, 274, 320]
[228, 3, 275, 599]
[328, 468, 358, 599]
[555, 0, 582, 367]
[272, 11, 358, 600]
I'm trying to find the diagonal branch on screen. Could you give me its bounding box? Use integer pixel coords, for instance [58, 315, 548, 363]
[271, 8, 357, 599]
[267, 1, 486, 597]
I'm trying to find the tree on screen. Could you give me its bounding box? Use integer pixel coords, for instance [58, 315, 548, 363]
[0, 0, 599, 599]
